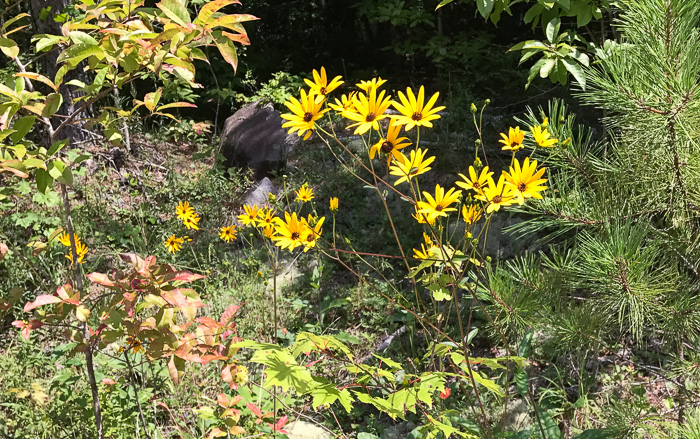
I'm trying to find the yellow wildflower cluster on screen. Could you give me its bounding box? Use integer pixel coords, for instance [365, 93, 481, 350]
[176, 201, 201, 230]
[499, 119, 559, 151]
[57, 232, 88, 264]
[280, 70, 551, 266]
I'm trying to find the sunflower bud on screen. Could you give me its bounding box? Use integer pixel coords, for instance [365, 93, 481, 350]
[484, 99, 491, 106]
[470, 103, 477, 114]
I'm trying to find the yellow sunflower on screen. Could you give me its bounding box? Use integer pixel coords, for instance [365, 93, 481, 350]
[390, 86, 445, 131]
[271, 212, 308, 251]
[281, 89, 329, 140]
[255, 208, 276, 228]
[412, 206, 436, 226]
[389, 148, 436, 186]
[503, 157, 548, 205]
[475, 175, 515, 213]
[356, 77, 387, 94]
[58, 232, 89, 264]
[530, 125, 558, 148]
[329, 92, 357, 116]
[175, 201, 194, 221]
[219, 226, 237, 243]
[295, 184, 315, 202]
[369, 123, 411, 165]
[237, 204, 260, 226]
[165, 235, 184, 253]
[461, 204, 482, 224]
[304, 67, 344, 97]
[344, 88, 392, 135]
[416, 184, 462, 222]
[301, 215, 325, 252]
[182, 212, 200, 230]
[456, 165, 493, 195]
[499, 127, 526, 151]
[329, 197, 339, 212]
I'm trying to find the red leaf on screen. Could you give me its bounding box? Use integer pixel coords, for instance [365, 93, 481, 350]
[220, 303, 242, 327]
[56, 283, 73, 300]
[101, 378, 117, 385]
[24, 294, 62, 312]
[246, 402, 263, 418]
[216, 393, 230, 408]
[86, 272, 118, 288]
[439, 388, 451, 399]
[167, 270, 206, 283]
[197, 316, 222, 329]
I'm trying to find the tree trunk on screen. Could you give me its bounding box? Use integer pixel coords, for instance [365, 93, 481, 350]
[28, 0, 91, 144]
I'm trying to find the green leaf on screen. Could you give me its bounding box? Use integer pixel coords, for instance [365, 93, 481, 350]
[157, 0, 192, 27]
[524, 4, 544, 24]
[572, 429, 615, 439]
[35, 169, 53, 193]
[435, 0, 453, 10]
[518, 328, 534, 357]
[42, 93, 63, 117]
[535, 409, 563, 439]
[562, 57, 586, 89]
[57, 43, 103, 66]
[213, 34, 239, 72]
[0, 38, 19, 58]
[515, 368, 529, 397]
[577, 6, 593, 27]
[2, 13, 29, 32]
[540, 58, 557, 78]
[68, 31, 98, 46]
[476, 0, 494, 19]
[431, 287, 452, 301]
[11, 116, 36, 144]
[545, 18, 561, 42]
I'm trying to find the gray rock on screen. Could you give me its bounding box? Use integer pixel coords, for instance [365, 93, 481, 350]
[285, 420, 332, 439]
[244, 177, 278, 208]
[219, 100, 297, 179]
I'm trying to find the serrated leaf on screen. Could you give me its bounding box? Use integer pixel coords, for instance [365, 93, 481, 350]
[515, 368, 529, 397]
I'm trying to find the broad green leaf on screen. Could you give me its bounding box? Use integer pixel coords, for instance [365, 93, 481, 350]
[430, 286, 451, 301]
[562, 57, 586, 89]
[468, 369, 504, 397]
[476, 0, 494, 18]
[540, 58, 557, 78]
[577, 6, 594, 27]
[0, 38, 19, 58]
[35, 169, 52, 193]
[11, 116, 36, 144]
[213, 35, 238, 72]
[157, 0, 191, 27]
[42, 93, 63, 117]
[23, 158, 47, 170]
[545, 18, 561, 42]
[34, 34, 66, 53]
[524, 4, 544, 24]
[535, 409, 563, 439]
[68, 31, 98, 46]
[556, 0, 570, 9]
[57, 43, 103, 66]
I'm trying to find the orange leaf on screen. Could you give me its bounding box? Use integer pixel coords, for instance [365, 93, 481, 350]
[24, 295, 62, 312]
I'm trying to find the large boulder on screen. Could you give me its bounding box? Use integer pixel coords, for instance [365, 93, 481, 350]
[219, 100, 296, 179]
